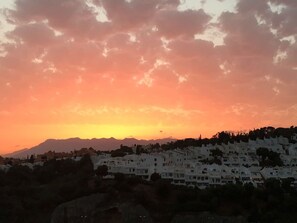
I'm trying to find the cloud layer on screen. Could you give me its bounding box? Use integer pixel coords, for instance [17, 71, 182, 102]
[0, 0, 297, 153]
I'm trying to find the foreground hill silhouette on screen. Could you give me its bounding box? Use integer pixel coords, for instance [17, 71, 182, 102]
[4, 137, 175, 158]
[1, 155, 297, 222]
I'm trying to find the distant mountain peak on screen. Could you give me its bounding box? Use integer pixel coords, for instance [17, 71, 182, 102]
[4, 137, 175, 158]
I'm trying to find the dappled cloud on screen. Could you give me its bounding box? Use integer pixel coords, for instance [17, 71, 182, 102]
[0, 0, 296, 154]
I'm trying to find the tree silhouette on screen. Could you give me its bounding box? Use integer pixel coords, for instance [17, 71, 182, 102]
[95, 165, 108, 178]
[150, 172, 161, 182]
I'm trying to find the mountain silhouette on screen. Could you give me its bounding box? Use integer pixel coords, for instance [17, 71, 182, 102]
[4, 137, 175, 158]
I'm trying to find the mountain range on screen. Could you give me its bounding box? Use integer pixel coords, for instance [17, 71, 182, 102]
[4, 137, 175, 158]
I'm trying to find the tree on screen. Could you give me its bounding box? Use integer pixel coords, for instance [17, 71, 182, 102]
[29, 155, 35, 164]
[150, 172, 161, 182]
[0, 169, 5, 186]
[154, 180, 171, 199]
[281, 178, 294, 192]
[136, 145, 147, 155]
[256, 148, 283, 167]
[267, 151, 283, 167]
[213, 131, 232, 143]
[114, 173, 125, 182]
[111, 145, 133, 157]
[95, 165, 108, 178]
[78, 154, 94, 176]
[6, 165, 33, 186]
[256, 147, 269, 162]
[111, 150, 126, 157]
[210, 148, 223, 157]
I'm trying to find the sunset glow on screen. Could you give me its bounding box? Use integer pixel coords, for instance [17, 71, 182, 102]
[0, 0, 297, 154]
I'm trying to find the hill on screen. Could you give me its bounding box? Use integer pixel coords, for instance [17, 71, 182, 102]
[4, 137, 175, 158]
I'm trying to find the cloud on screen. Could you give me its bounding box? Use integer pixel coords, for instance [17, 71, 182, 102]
[7, 22, 57, 46]
[155, 9, 211, 38]
[99, 0, 158, 30]
[7, 0, 112, 41]
[0, 0, 297, 151]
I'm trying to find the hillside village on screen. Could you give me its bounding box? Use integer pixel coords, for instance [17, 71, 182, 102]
[2, 129, 297, 189]
[93, 134, 297, 189]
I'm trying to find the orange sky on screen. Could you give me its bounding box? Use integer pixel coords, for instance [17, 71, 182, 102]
[0, 0, 297, 155]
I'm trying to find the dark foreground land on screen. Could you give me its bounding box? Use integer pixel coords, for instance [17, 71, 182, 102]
[1, 155, 297, 223]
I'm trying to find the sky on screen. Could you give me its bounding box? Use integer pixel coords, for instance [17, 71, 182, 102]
[0, 0, 297, 155]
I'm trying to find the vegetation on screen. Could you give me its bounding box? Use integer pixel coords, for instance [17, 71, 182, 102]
[150, 172, 161, 182]
[1, 156, 297, 222]
[160, 126, 297, 151]
[0, 155, 97, 223]
[256, 148, 284, 167]
[1, 126, 297, 222]
[95, 165, 108, 178]
[61, 126, 296, 156]
[110, 144, 134, 157]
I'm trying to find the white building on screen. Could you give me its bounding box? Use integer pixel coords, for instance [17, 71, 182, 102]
[89, 136, 297, 189]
